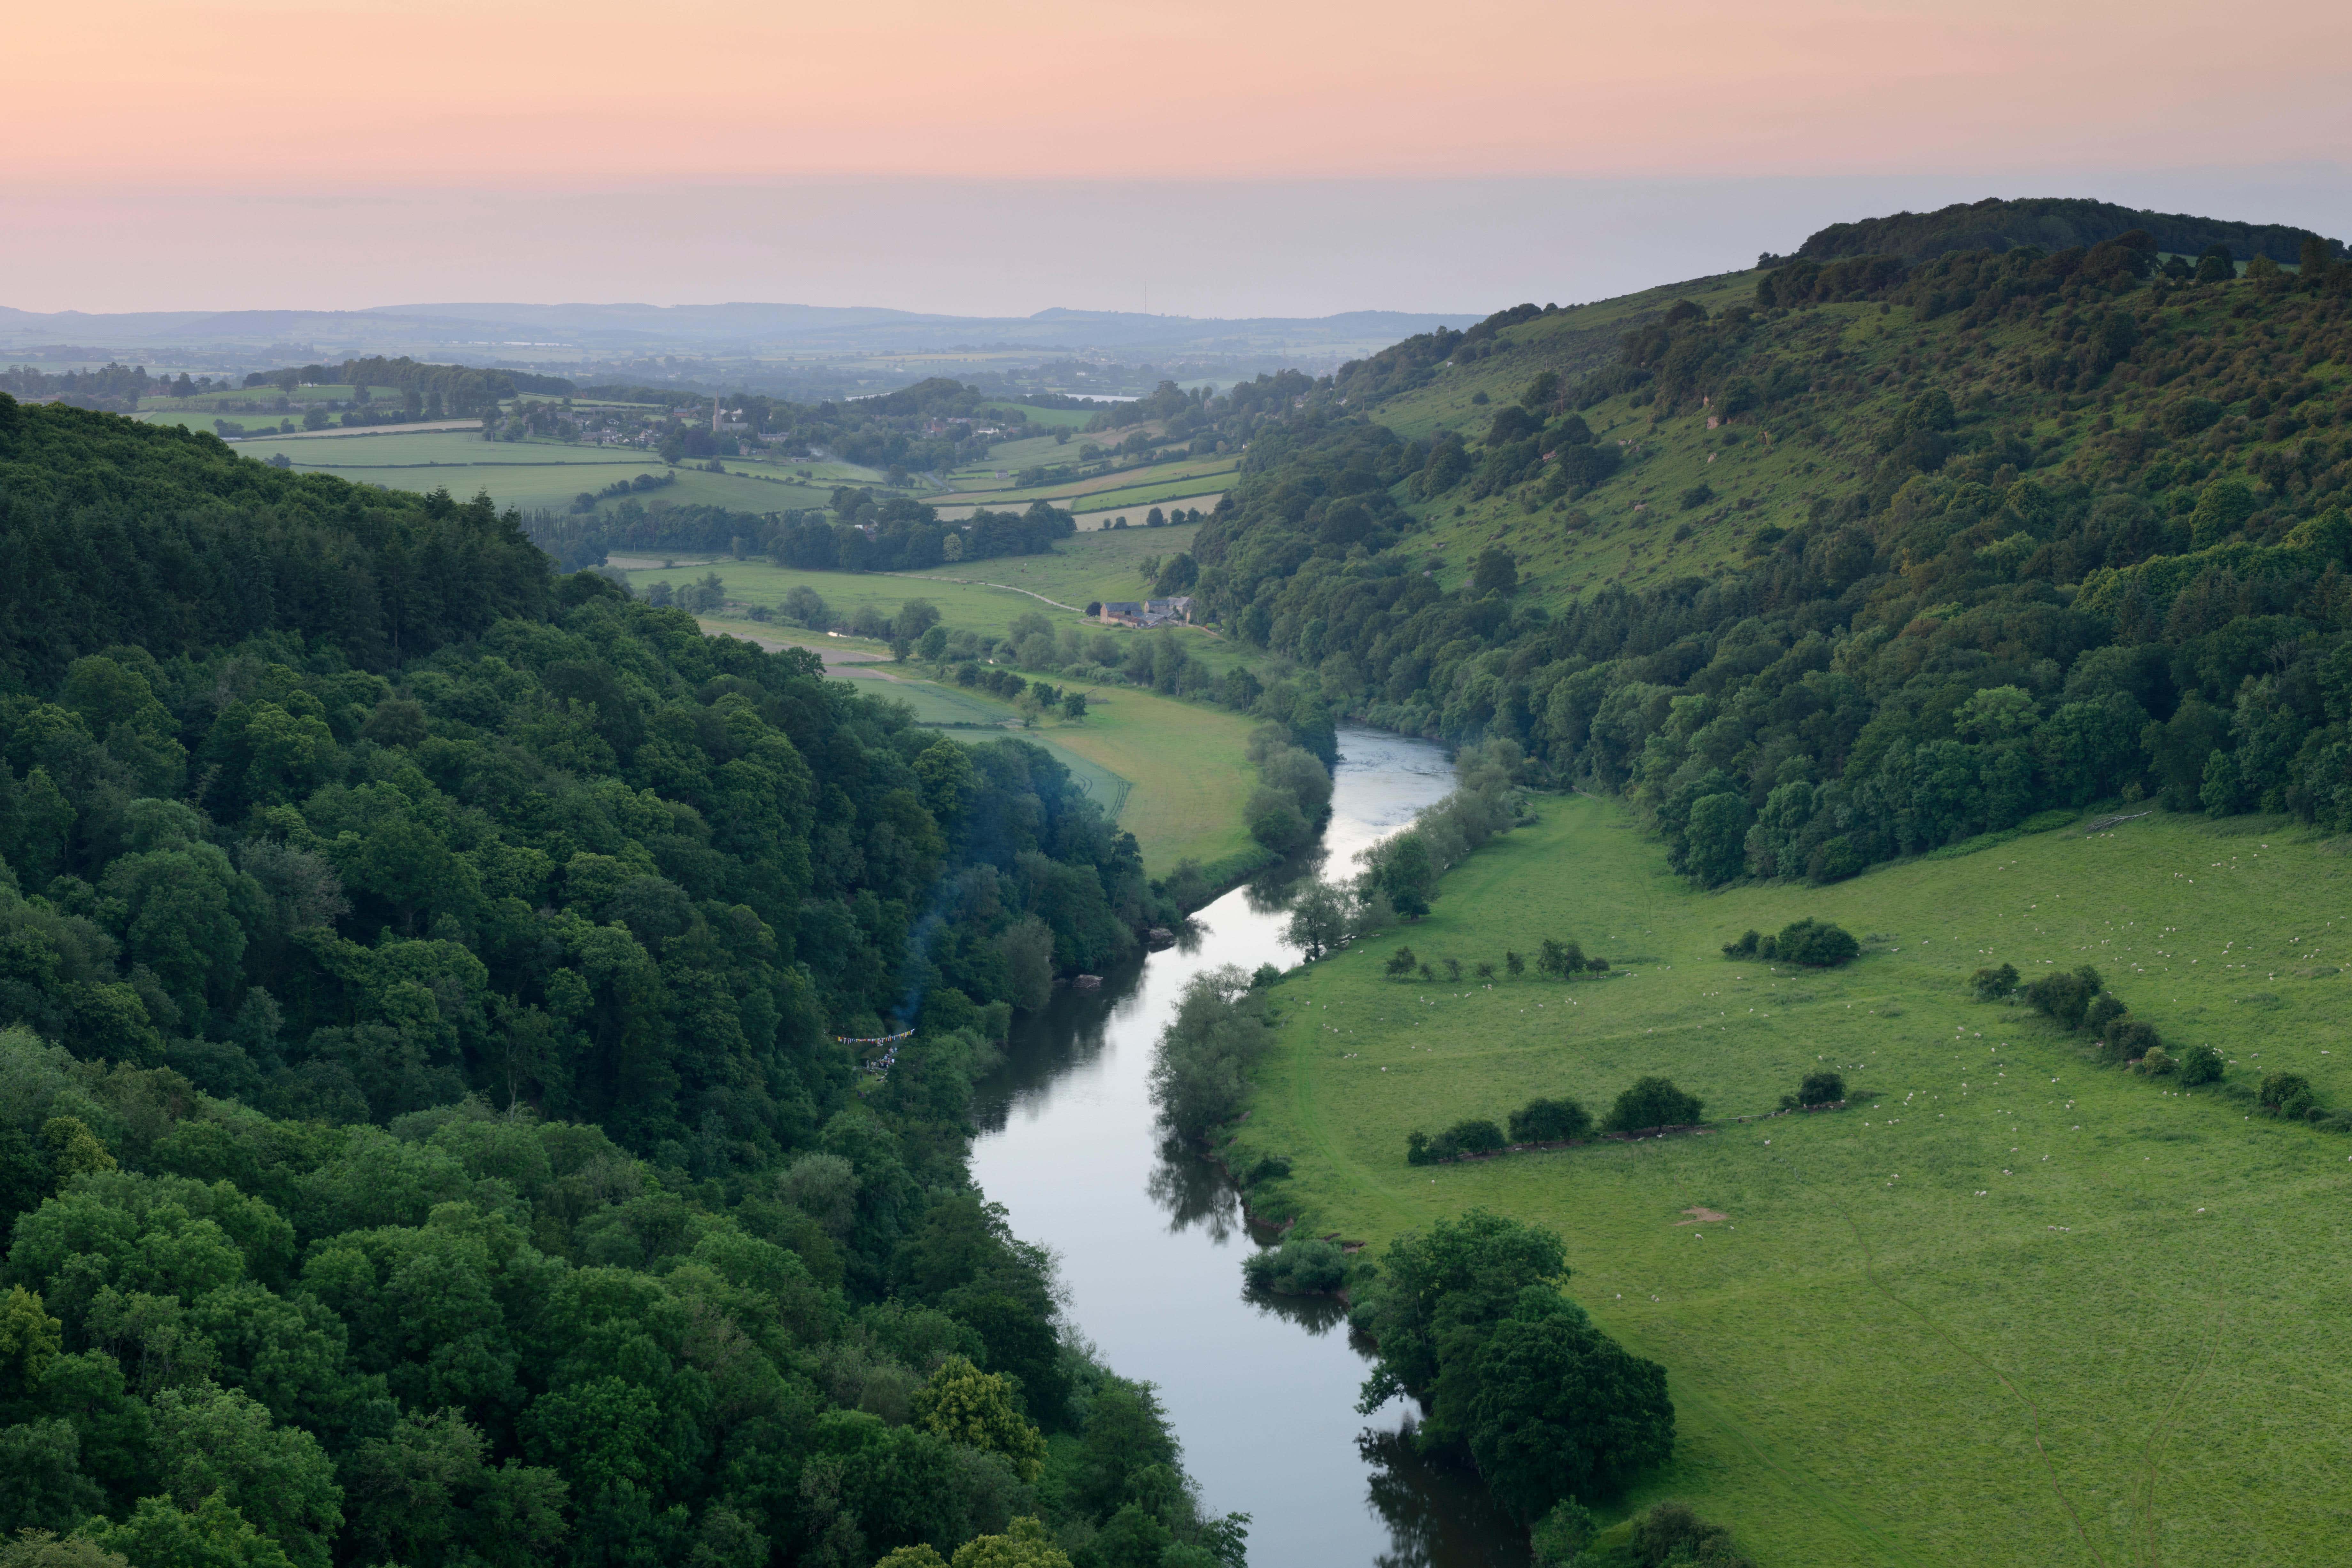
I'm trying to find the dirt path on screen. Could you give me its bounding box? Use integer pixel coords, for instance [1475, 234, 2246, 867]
[882, 574, 1087, 614]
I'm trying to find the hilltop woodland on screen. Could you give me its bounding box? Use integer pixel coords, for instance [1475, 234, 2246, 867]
[1175, 220, 2352, 887]
[0, 399, 1248, 1568]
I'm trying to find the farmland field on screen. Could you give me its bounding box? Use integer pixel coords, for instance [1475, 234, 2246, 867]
[929, 453, 1237, 508]
[823, 664, 1253, 872]
[1231, 794, 2352, 1566]
[197, 429, 888, 512]
[615, 522, 1236, 653]
[1070, 492, 1222, 531]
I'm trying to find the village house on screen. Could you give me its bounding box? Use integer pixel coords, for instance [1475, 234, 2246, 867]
[1097, 596, 1195, 628]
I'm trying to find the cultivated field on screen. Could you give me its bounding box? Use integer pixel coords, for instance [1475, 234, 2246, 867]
[826, 662, 1256, 872]
[929, 452, 1238, 508]
[617, 523, 1230, 649]
[1235, 795, 2352, 1567]
[192, 428, 888, 512]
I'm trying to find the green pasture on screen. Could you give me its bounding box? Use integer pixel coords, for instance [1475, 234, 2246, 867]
[1019, 680, 1254, 871]
[931, 453, 1235, 509]
[830, 666, 1245, 871]
[981, 402, 1099, 430]
[1071, 492, 1223, 532]
[1236, 795, 2352, 1567]
[236, 430, 879, 514]
[947, 430, 1080, 477]
[1058, 472, 1233, 517]
[615, 525, 1219, 640]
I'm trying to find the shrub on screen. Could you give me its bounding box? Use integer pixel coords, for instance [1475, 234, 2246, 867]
[2084, 993, 2127, 1034]
[1630, 1501, 1754, 1568]
[1508, 1097, 1593, 1143]
[1773, 918, 1860, 968]
[1505, 950, 1526, 977]
[1242, 1235, 1347, 1295]
[1537, 937, 1586, 977]
[1797, 1070, 1845, 1106]
[1969, 962, 2020, 999]
[1530, 1500, 1597, 1568]
[2259, 1071, 2316, 1118]
[1441, 1119, 1506, 1157]
[1409, 1119, 1509, 1163]
[2137, 1045, 2177, 1076]
[2177, 1043, 2225, 1086]
[1384, 946, 1417, 977]
[2023, 966, 2103, 1030]
[2100, 1018, 2161, 1064]
[1723, 930, 1761, 959]
[1603, 1077, 1704, 1133]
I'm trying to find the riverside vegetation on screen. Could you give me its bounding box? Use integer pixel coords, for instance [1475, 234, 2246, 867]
[1134, 198, 2352, 1564]
[0, 398, 1250, 1568]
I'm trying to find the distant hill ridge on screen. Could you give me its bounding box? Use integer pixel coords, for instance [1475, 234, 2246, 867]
[1792, 196, 2343, 266]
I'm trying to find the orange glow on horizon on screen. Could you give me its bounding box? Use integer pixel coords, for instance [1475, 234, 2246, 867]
[13, 0, 2351, 186]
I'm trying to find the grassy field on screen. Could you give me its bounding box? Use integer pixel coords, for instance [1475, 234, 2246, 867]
[1234, 795, 2352, 1567]
[819, 664, 1255, 872]
[203, 429, 885, 513]
[981, 402, 1100, 430]
[616, 524, 1228, 646]
[1016, 679, 1256, 871]
[828, 670, 1135, 819]
[930, 453, 1237, 508]
[1070, 492, 1222, 532]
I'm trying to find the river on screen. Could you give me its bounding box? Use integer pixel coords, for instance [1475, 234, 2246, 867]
[969, 728, 1532, 1567]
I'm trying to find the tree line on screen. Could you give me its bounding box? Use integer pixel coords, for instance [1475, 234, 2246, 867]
[1172, 227, 2352, 891]
[0, 398, 1238, 1568]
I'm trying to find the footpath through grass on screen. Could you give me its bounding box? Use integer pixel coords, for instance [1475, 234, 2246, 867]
[1237, 795, 2352, 1567]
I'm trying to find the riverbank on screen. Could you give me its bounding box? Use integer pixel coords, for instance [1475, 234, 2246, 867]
[1227, 791, 2352, 1566]
[965, 729, 1518, 1566]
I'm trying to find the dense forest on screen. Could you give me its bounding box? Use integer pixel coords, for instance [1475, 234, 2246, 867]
[1787, 196, 2346, 267]
[0, 399, 1244, 1568]
[1181, 220, 2352, 888]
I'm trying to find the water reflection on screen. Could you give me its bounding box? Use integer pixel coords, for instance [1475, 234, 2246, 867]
[1241, 1285, 1351, 1336]
[969, 728, 1529, 1567]
[1359, 1422, 1534, 1568]
[1145, 1135, 1243, 1242]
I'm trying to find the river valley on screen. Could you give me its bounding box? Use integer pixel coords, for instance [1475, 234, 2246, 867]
[970, 729, 1532, 1567]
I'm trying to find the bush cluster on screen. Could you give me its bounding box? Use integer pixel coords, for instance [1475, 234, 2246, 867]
[1240, 1234, 1348, 1296]
[1381, 933, 1606, 985]
[1980, 962, 2230, 1089]
[1722, 918, 1859, 967]
[1780, 1069, 1847, 1109]
[1354, 1212, 1673, 1523]
[1408, 1078, 1705, 1163]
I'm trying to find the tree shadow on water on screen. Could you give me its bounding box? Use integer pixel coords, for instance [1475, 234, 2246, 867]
[1240, 1283, 1350, 1336]
[1145, 1134, 1242, 1242]
[1358, 1418, 1532, 1568]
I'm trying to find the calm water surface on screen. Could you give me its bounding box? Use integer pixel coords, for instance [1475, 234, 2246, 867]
[970, 729, 1531, 1567]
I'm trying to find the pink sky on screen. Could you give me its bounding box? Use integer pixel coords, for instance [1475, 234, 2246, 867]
[7, 0, 2351, 313]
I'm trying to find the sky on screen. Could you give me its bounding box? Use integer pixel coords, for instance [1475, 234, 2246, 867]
[7, 0, 2351, 316]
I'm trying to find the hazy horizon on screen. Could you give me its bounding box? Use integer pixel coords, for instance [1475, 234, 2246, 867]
[6, 168, 2349, 322]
